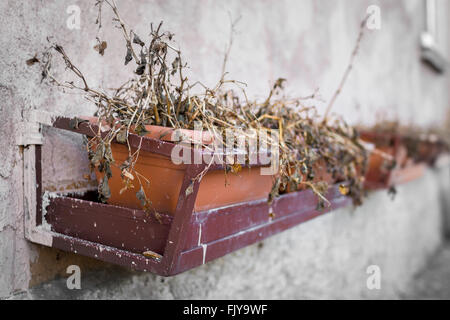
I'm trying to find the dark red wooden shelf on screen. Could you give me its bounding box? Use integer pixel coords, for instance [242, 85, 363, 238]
[364, 163, 427, 190]
[28, 115, 351, 276]
[44, 184, 349, 275]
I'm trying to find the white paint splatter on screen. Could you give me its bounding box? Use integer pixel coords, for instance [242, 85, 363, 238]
[201, 244, 207, 265]
[197, 224, 202, 246]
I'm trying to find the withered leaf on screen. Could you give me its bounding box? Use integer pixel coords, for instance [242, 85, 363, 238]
[171, 57, 180, 75]
[136, 188, 147, 207]
[133, 34, 145, 46]
[273, 78, 286, 90]
[119, 158, 131, 170]
[54, 44, 64, 54]
[122, 169, 134, 180]
[26, 56, 39, 66]
[143, 251, 162, 260]
[104, 162, 113, 179]
[339, 184, 350, 196]
[185, 181, 194, 197]
[99, 177, 111, 202]
[315, 181, 329, 195]
[91, 147, 103, 167]
[116, 129, 127, 144]
[135, 123, 149, 136]
[119, 178, 134, 195]
[268, 177, 281, 204]
[135, 64, 146, 75]
[140, 49, 147, 65]
[316, 199, 326, 211]
[152, 211, 162, 224]
[94, 40, 108, 56]
[230, 163, 242, 174]
[125, 47, 132, 65]
[388, 186, 397, 200]
[119, 186, 127, 195]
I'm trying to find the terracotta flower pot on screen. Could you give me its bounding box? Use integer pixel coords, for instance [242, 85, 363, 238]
[95, 143, 274, 214]
[406, 137, 448, 165]
[364, 147, 396, 187]
[360, 131, 425, 189]
[88, 119, 275, 215]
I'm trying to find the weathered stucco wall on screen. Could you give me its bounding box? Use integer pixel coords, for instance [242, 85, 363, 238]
[1, 0, 449, 299]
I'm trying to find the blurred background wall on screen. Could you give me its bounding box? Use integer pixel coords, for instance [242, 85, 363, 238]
[1, 0, 449, 299]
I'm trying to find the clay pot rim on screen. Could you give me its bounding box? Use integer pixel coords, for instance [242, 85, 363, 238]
[79, 116, 215, 145]
[80, 116, 287, 160]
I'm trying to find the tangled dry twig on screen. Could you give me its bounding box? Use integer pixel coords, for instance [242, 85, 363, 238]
[35, 0, 369, 211]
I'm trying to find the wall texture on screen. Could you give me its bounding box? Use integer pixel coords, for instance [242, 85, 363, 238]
[1, 0, 449, 299]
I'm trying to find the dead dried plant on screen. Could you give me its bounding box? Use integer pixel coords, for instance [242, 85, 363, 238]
[33, 0, 369, 214]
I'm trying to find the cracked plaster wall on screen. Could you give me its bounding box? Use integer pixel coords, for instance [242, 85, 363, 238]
[1, 0, 450, 299]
